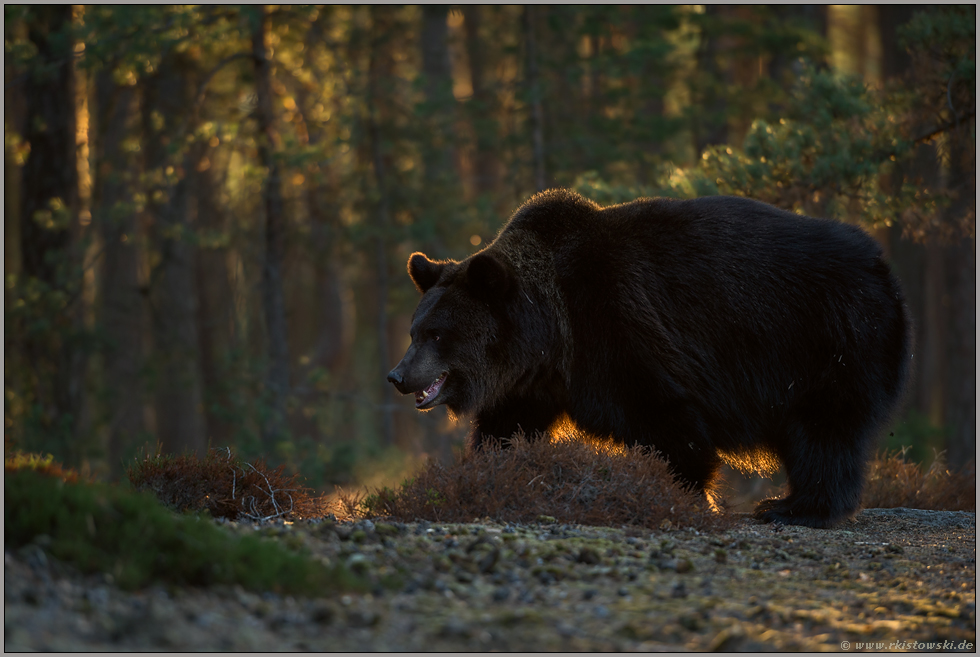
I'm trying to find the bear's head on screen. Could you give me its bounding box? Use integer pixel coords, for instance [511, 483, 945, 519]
[387, 250, 517, 416]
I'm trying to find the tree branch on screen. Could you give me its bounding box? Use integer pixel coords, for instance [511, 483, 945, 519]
[912, 109, 976, 146]
[192, 52, 253, 115]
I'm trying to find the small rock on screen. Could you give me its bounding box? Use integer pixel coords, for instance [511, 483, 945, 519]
[535, 570, 555, 585]
[678, 612, 702, 631]
[347, 553, 371, 575]
[310, 601, 336, 625]
[556, 620, 577, 637]
[478, 548, 500, 574]
[440, 616, 469, 638]
[346, 609, 380, 628]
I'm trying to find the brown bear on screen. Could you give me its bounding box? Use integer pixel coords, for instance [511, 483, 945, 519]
[387, 189, 912, 528]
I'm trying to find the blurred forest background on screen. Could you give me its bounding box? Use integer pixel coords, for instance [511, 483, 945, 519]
[4, 5, 975, 493]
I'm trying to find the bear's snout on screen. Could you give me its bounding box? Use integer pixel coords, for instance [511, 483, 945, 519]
[387, 368, 409, 393]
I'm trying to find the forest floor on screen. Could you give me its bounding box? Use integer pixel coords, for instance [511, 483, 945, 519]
[4, 508, 975, 652]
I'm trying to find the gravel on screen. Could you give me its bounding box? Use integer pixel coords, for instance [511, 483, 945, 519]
[5, 509, 976, 651]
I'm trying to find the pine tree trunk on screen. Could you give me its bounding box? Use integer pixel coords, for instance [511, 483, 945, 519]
[19, 5, 82, 459]
[142, 49, 207, 458]
[367, 6, 396, 447]
[692, 5, 730, 154]
[523, 5, 546, 193]
[420, 5, 454, 186]
[190, 141, 234, 449]
[252, 5, 292, 451]
[463, 6, 498, 198]
[942, 135, 976, 467]
[94, 71, 146, 475]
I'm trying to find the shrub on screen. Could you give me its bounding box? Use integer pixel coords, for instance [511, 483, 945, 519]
[340, 430, 733, 532]
[128, 447, 328, 521]
[862, 449, 975, 511]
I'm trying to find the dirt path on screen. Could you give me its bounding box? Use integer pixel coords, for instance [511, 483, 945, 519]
[5, 508, 975, 651]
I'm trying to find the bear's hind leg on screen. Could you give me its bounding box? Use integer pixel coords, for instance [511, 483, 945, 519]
[755, 413, 875, 528]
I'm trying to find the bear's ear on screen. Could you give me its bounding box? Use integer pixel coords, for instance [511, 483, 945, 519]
[408, 252, 445, 293]
[466, 252, 513, 303]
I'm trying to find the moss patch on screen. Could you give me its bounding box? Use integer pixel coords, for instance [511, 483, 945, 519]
[5, 469, 365, 595]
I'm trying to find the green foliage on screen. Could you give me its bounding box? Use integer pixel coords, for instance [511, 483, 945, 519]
[577, 64, 936, 231]
[4, 270, 101, 463]
[5, 468, 366, 595]
[885, 411, 947, 467]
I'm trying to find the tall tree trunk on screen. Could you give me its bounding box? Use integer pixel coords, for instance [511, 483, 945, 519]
[252, 5, 292, 451]
[876, 5, 946, 439]
[93, 71, 145, 476]
[919, 244, 946, 423]
[19, 5, 82, 459]
[4, 15, 27, 277]
[142, 50, 207, 458]
[367, 6, 396, 447]
[191, 142, 234, 449]
[420, 4, 454, 186]
[287, 11, 350, 425]
[462, 6, 498, 198]
[942, 134, 976, 466]
[523, 5, 546, 193]
[692, 5, 730, 154]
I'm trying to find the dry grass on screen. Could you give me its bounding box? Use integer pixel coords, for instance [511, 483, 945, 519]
[127, 447, 329, 521]
[5, 450, 82, 483]
[338, 431, 733, 532]
[862, 449, 976, 511]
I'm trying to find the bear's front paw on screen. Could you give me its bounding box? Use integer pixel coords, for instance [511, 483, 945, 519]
[753, 497, 836, 529]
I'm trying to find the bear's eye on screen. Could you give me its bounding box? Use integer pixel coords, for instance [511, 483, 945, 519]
[433, 334, 441, 342]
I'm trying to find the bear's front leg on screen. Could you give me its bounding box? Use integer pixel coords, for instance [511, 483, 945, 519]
[470, 399, 563, 451]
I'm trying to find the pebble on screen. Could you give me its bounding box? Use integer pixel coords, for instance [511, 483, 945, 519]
[492, 587, 510, 602]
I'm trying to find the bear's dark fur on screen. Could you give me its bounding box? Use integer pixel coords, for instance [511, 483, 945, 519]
[388, 189, 912, 528]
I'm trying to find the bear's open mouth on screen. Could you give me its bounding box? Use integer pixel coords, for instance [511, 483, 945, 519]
[415, 372, 448, 409]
